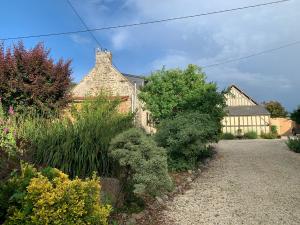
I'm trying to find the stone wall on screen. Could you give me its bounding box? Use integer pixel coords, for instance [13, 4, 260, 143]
[270, 118, 294, 136]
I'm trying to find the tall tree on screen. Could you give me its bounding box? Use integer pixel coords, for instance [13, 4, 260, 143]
[263, 101, 288, 118]
[291, 106, 300, 124]
[0, 42, 72, 116]
[139, 65, 226, 124]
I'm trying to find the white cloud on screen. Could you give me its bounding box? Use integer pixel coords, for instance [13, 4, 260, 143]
[152, 50, 191, 69]
[111, 31, 129, 50]
[73, 0, 300, 109]
[70, 34, 91, 44]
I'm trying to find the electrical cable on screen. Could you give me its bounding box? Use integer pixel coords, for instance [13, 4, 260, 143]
[0, 0, 290, 41]
[203, 40, 300, 68]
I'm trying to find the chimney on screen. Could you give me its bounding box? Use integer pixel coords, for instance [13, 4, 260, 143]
[95, 48, 112, 66]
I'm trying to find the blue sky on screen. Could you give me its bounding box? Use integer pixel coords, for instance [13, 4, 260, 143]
[1, 0, 299, 111]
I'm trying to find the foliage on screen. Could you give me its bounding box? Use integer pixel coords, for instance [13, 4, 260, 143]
[263, 101, 288, 118]
[244, 131, 258, 139]
[260, 125, 278, 139]
[0, 163, 111, 225]
[109, 128, 173, 197]
[21, 95, 133, 178]
[0, 42, 71, 116]
[221, 133, 235, 140]
[0, 102, 21, 181]
[139, 65, 226, 125]
[155, 111, 219, 171]
[0, 104, 17, 158]
[260, 132, 276, 139]
[290, 106, 300, 124]
[286, 137, 300, 153]
[139, 65, 224, 171]
[271, 125, 278, 135]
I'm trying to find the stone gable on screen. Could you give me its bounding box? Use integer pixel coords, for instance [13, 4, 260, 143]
[72, 50, 135, 98]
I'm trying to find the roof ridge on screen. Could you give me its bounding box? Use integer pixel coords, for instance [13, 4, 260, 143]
[229, 84, 258, 105]
[122, 73, 145, 79]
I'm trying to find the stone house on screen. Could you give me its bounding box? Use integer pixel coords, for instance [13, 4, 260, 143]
[72, 49, 154, 133]
[222, 85, 271, 135]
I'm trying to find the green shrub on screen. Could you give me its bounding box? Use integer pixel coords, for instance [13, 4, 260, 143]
[260, 126, 278, 139]
[260, 132, 277, 139]
[0, 163, 111, 225]
[0, 102, 22, 181]
[271, 125, 278, 135]
[109, 128, 173, 197]
[21, 95, 133, 178]
[155, 111, 219, 171]
[286, 137, 300, 153]
[221, 133, 235, 140]
[244, 131, 258, 139]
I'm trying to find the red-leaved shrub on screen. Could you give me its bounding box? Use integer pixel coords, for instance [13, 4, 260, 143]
[0, 42, 72, 115]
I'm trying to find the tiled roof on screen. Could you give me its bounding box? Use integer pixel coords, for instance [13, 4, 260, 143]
[226, 105, 270, 116]
[122, 73, 145, 89]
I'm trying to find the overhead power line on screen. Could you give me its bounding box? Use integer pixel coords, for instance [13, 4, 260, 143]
[66, 0, 103, 49]
[66, 0, 121, 71]
[0, 0, 290, 41]
[202, 40, 300, 68]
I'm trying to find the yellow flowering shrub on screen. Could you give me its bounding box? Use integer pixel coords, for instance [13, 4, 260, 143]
[3, 164, 111, 225]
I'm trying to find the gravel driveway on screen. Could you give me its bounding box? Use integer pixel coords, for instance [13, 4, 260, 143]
[162, 139, 300, 225]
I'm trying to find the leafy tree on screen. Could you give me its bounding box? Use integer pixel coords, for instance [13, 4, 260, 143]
[139, 65, 226, 125]
[0, 42, 72, 116]
[263, 101, 288, 118]
[290, 106, 300, 124]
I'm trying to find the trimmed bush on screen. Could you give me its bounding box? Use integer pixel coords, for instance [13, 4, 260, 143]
[244, 131, 258, 139]
[286, 137, 300, 153]
[21, 95, 133, 178]
[109, 128, 172, 197]
[0, 164, 111, 225]
[155, 111, 219, 171]
[221, 133, 235, 140]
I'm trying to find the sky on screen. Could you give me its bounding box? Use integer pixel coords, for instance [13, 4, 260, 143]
[0, 0, 299, 111]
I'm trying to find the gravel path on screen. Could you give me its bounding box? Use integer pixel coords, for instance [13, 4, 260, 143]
[162, 139, 300, 225]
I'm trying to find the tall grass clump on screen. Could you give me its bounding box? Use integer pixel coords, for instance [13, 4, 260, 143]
[21, 95, 133, 178]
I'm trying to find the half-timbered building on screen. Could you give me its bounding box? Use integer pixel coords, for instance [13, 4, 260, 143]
[222, 85, 270, 135]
